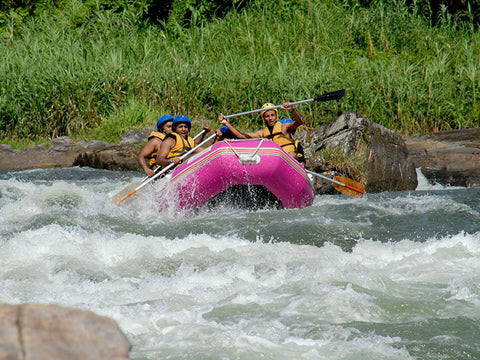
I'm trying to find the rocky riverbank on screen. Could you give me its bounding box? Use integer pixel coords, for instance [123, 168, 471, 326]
[405, 127, 480, 187]
[1, 113, 479, 190]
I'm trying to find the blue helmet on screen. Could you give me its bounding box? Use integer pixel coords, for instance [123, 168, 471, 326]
[156, 115, 174, 132]
[280, 117, 293, 124]
[173, 115, 191, 131]
[219, 126, 231, 134]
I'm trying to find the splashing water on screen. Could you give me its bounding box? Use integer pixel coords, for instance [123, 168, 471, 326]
[1, 167, 479, 359]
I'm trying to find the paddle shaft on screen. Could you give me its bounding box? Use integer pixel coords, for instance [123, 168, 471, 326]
[224, 89, 346, 119]
[116, 133, 216, 204]
[307, 170, 345, 186]
[306, 170, 365, 194]
[141, 129, 207, 182]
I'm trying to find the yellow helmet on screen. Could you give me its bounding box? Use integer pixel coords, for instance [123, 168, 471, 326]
[260, 103, 278, 118]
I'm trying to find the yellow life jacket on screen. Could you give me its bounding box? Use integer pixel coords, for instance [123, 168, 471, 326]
[263, 121, 297, 154]
[145, 131, 166, 169]
[166, 132, 195, 159]
[148, 131, 166, 142]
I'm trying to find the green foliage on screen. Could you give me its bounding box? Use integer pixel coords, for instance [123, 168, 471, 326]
[319, 147, 365, 182]
[81, 96, 159, 142]
[0, 0, 251, 28]
[340, 0, 480, 28]
[0, 0, 479, 145]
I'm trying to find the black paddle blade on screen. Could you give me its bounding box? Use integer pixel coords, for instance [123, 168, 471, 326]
[314, 89, 346, 102]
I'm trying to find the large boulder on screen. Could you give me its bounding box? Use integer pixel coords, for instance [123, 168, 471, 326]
[405, 127, 480, 187]
[297, 111, 418, 193]
[0, 303, 131, 360]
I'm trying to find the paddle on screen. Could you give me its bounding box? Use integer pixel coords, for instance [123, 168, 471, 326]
[114, 132, 217, 204]
[306, 169, 365, 198]
[223, 89, 346, 119]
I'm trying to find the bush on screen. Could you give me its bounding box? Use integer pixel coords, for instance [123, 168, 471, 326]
[1, 0, 479, 145]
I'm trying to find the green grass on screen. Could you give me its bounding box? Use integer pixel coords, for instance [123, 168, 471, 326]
[1, 0, 479, 146]
[318, 146, 366, 182]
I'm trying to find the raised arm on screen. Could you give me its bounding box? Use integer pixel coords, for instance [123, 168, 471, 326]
[195, 124, 211, 145]
[281, 102, 303, 134]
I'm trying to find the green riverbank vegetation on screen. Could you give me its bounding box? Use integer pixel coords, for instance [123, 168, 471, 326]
[1, 0, 479, 148]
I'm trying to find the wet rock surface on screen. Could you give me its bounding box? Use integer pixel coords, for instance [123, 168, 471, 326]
[0, 137, 141, 171]
[298, 111, 418, 193]
[405, 127, 480, 187]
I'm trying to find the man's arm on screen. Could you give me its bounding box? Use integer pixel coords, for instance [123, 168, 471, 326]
[218, 114, 261, 139]
[195, 125, 211, 145]
[137, 139, 160, 177]
[282, 102, 303, 134]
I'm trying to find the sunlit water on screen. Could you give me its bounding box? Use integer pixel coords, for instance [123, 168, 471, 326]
[1, 167, 479, 360]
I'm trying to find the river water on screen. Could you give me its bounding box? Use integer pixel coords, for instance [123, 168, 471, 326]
[1, 167, 479, 360]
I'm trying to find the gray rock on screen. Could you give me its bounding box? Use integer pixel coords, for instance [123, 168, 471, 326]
[0, 136, 141, 171]
[299, 111, 418, 193]
[0, 304, 21, 360]
[0, 144, 15, 153]
[51, 136, 75, 147]
[73, 145, 140, 171]
[0, 303, 131, 360]
[121, 126, 154, 144]
[405, 127, 480, 187]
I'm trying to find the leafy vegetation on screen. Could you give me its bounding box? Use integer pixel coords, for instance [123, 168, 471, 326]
[1, 0, 479, 147]
[318, 147, 366, 183]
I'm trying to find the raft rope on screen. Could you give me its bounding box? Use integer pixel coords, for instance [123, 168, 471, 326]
[225, 139, 265, 164]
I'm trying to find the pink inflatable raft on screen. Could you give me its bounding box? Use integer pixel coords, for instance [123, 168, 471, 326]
[157, 139, 314, 211]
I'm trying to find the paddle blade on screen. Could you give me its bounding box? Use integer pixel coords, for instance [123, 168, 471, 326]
[332, 176, 365, 198]
[314, 89, 346, 102]
[111, 180, 143, 204]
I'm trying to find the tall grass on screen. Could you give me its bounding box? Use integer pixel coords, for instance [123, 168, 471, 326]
[1, 0, 479, 146]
